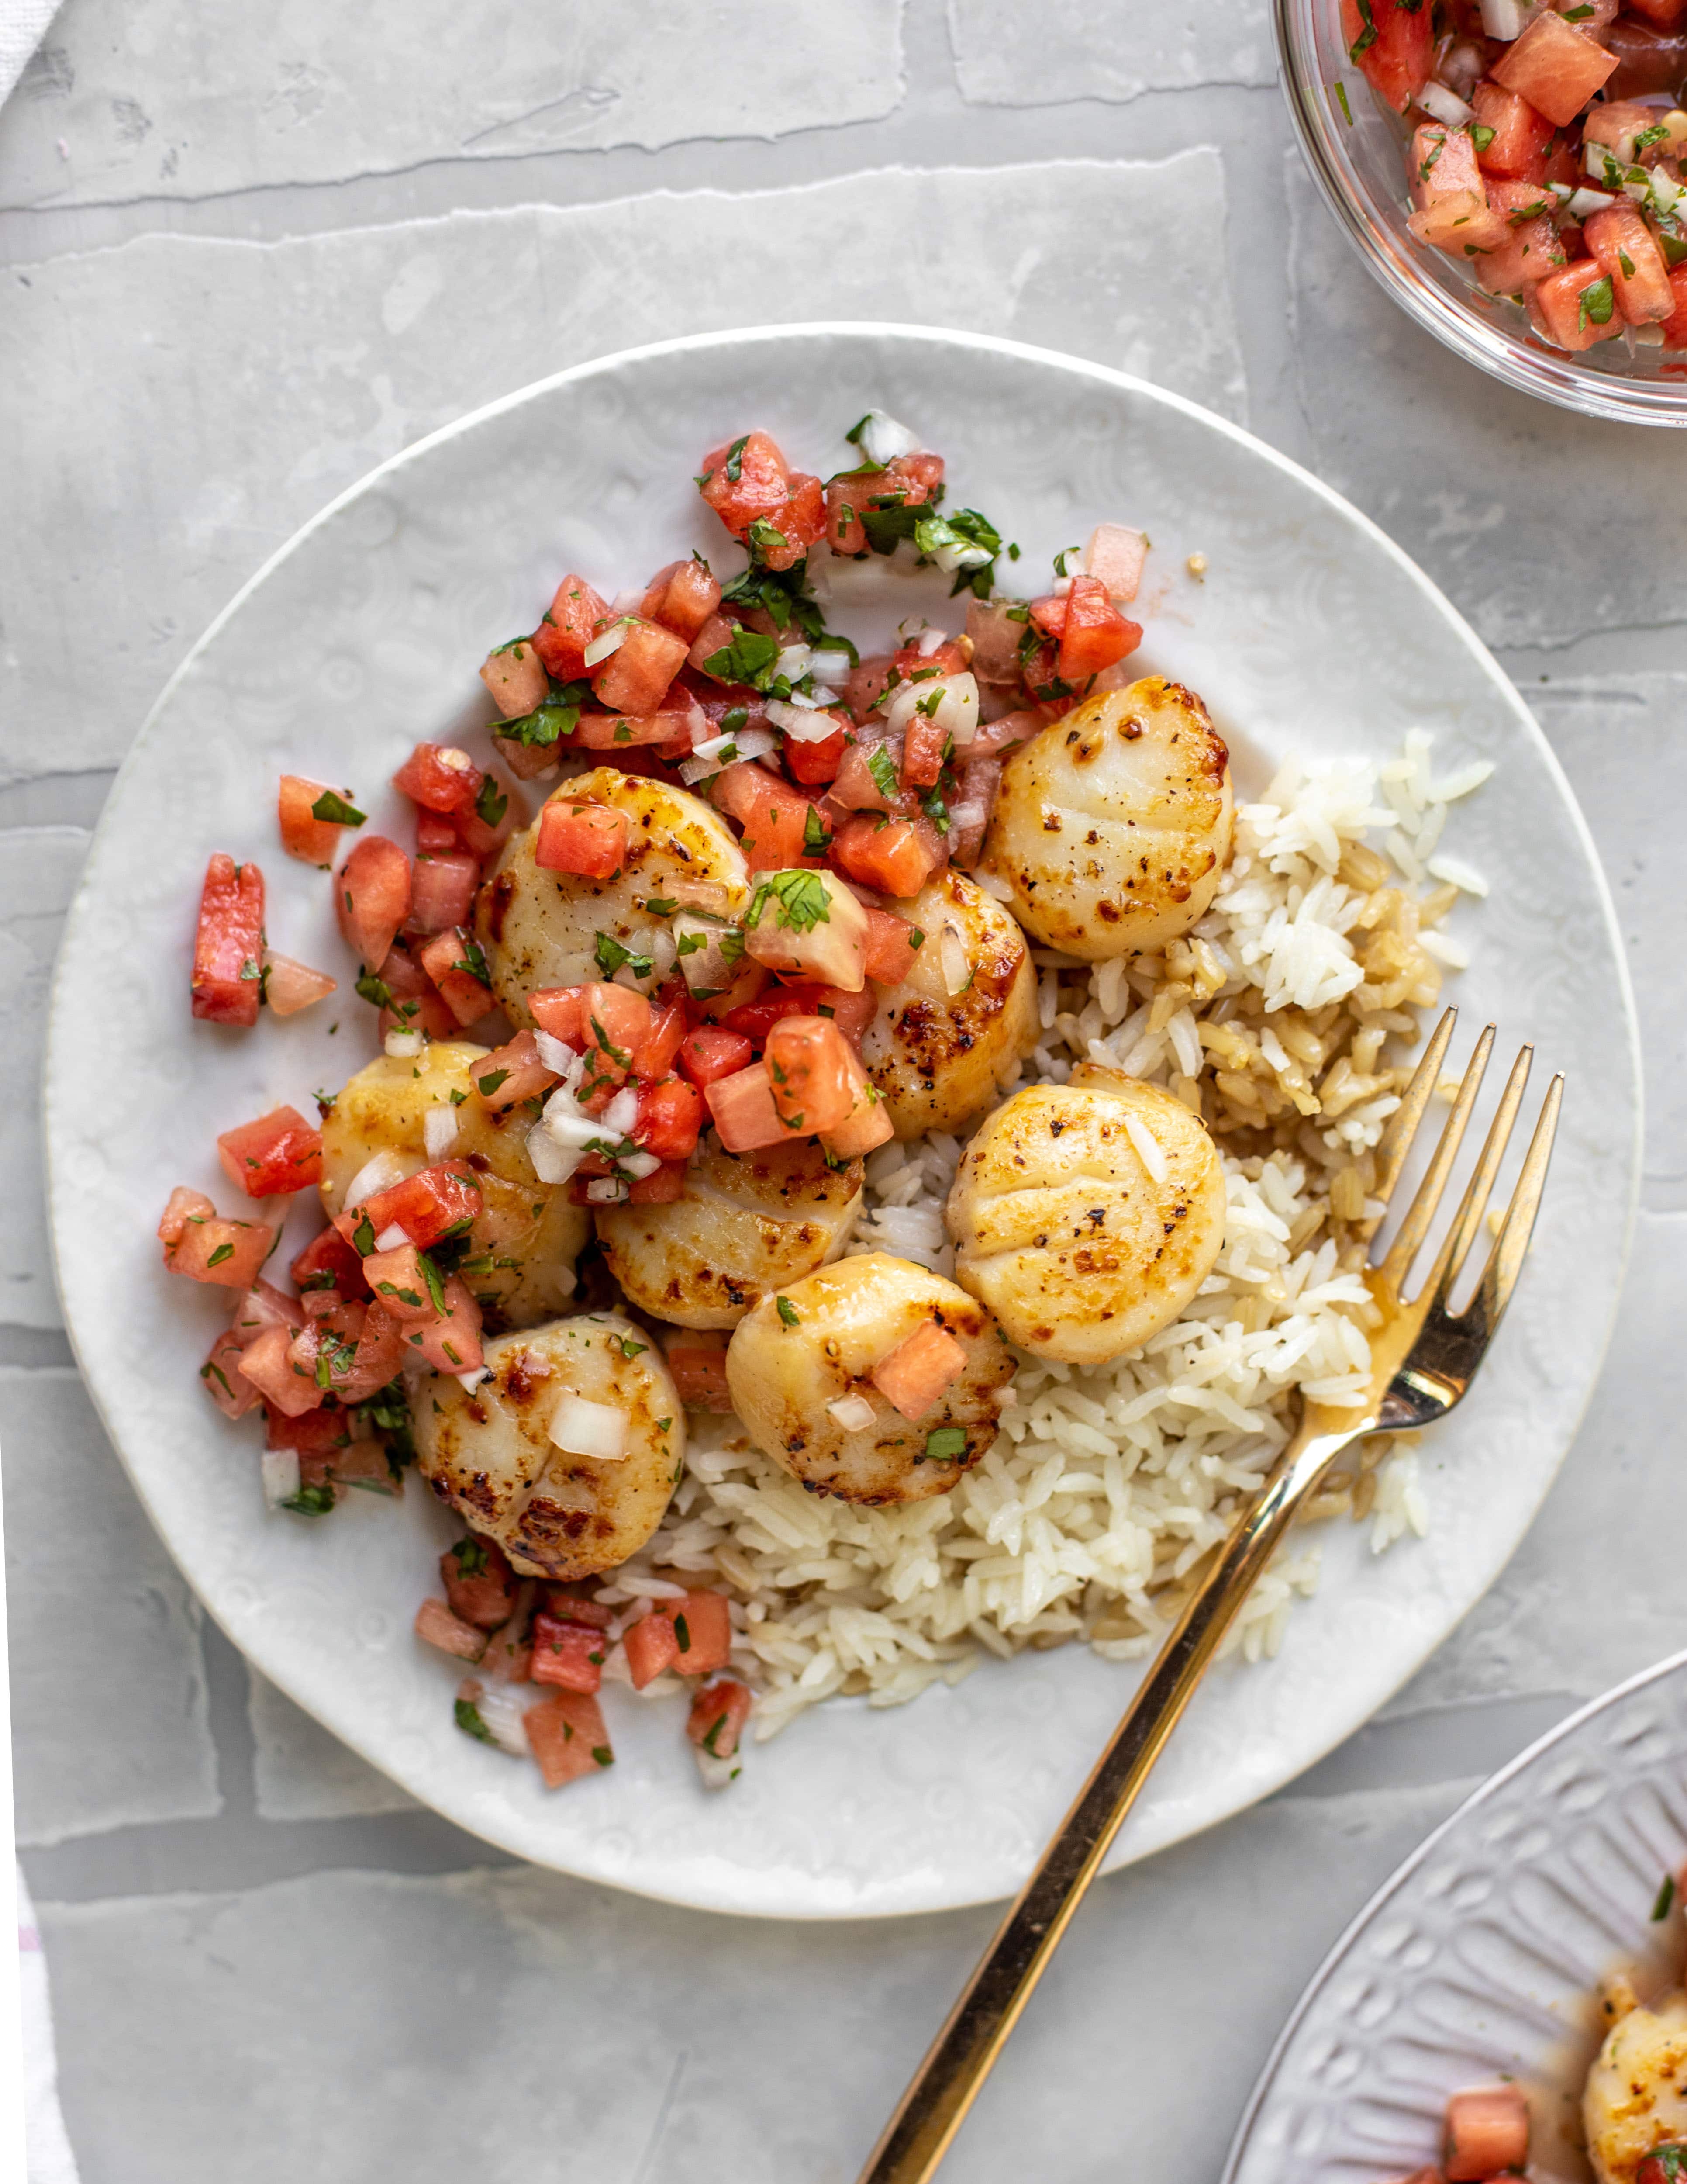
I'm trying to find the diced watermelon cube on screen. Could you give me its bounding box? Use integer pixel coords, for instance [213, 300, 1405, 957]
[1406, 125, 1508, 255]
[529, 1612, 608, 1693]
[531, 574, 608, 682]
[216, 1106, 323, 1197]
[523, 1690, 614, 1788]
[1490, 10, 1617, 125]
[191, 854, 266, 1026]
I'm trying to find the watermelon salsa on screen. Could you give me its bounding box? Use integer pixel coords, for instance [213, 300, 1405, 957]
[1345, 0, 1687, 356]
[164, 410, 1156, 1793]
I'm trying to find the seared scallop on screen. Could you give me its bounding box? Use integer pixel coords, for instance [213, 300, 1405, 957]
[476, 765, 749, 1024]
[1584, 1984, 1687, 2184]
[945, 1063, 1226, 1365]
[724, 1252, 1014, 1505]
[860, 867, 1039, 1140]
[978, 677, 1233, 959]
[413, 1314, 683, 1579]
[319, 1043, 586, 1328]
[596, 1133, 863, 1330]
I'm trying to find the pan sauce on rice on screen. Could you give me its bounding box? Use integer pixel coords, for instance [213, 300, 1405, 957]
[597, 730, 1490, 1742]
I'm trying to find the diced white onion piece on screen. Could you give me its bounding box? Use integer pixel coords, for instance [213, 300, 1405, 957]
[582, 619, 629, 667]
[383, 1029, 425, 1059]
[1566, 187, 1616, 218]
[374, 1222, 410, 1253]
[1549, 180, 1575, 204]
[609, 587, 645, 615]
[809, 647, 852, 685]
[930, 538, 993, 575]
[549, 1392, 629, 1460]
[589, 1179, 627, 1204]
[345, 1150, 410, 1208]
[621, 1148, 663, 1181]
[827, 1393, 877, 1432]
[1623, 172, 1653, 205]
[687, 729, 738, 764]
[261, 1447, 302, 1510]
[775, 643, 812, 683]
[915, 626, 947, 657]
[1652, 169, 1687, 216]
[533, 1029, 578, 1074]
[525, 1122, 582, 1185]
[767, 698, 843, 743]
[1478, 0, 1525, 36]
[1631, 321, 1666, 346]
[423, 1107, 459, 1160]
[678, 752, 719, 785]
[884, 671, 980, 748]
[455, 1368, 491, 1394]
[1123, 1113, 1170, 1185]
[897, 615, 931, 646]
[858, 409, 919, 466]
[939, 922, 971, 998]
[694, 1745, 740, 1790]
[459, 1679, 528, 1756]
[1584, 139, 1619, 180]
[601, 1088, 640, 1137]
[540, 1093, 603, 1151]
[1418, 79, 1474, 125]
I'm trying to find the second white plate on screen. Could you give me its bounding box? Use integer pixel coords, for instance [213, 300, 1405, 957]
[1225, 1651, 1687, 2182]
[45, 325, 1639, 1916]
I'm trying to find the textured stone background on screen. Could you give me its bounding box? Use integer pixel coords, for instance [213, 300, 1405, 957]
[3, 4, 1684, 2177]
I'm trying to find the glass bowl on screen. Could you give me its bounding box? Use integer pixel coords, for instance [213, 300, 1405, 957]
[1274, 0, 1687, 424]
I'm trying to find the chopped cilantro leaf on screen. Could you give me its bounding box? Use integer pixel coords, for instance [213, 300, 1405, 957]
[310, 788, 366, 827]
[924, 1426, 967, 1462]
[594, 931, 655, 981]
[700, 627, 780, 689]
[776, 1296, 800, 1327]
[455, 1698, 494, 1743]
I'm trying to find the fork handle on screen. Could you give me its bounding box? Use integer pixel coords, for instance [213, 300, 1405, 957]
[855, 1420, 1360, 2184]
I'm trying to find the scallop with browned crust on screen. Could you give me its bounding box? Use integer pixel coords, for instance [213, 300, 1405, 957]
[595, 1133, 864, 1331]
[412, 1314, 683, 1579]
[319, 1043, 586, 1330]
[1584, 1981, 1687, 2184]
[945, 1063, 1226, 1365]
[977, 677, 1233, 960]
[724, 1252, 1014, 1505]
[475, 765, 749, 1024]
[860, 867, 1039, 1140]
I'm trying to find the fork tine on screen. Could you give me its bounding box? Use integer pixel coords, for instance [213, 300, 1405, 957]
[1376, 1021, 1495, 1292]
[1356, 1007, 1459, 1246]
[1469, 1072, 1563, 1335]
[1426, 1042, 1534, 1302]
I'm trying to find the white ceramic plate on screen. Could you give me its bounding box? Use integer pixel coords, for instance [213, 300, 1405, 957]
[1225, 1650, 1687, 2182]
[44, 325, 1639, 1918]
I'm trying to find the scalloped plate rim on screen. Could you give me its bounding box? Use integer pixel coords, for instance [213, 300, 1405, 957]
[1221, 1647, 1687, 2181]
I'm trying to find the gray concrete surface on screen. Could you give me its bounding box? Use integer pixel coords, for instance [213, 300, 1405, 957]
[4, 3, 1684, 2176]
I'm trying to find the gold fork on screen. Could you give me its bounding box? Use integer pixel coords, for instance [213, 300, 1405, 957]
[857, 1009, 1563, 2184]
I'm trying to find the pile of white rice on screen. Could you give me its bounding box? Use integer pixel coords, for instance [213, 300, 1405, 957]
[597, 730, 1493, 1741]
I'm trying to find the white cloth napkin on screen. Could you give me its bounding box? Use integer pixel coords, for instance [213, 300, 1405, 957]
[0, 0, 62, 105]
[17, 1869, 80, 2184]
